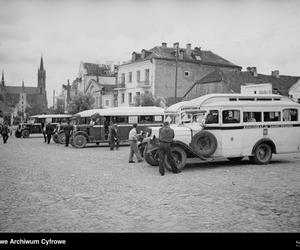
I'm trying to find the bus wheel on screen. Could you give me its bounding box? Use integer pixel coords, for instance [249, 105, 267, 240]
[252, 143, 272, 164]
[73, 135, 87, 148]
[228, 157, 243, 163]
[53, 134, 59, 143]
[191, 131, 217, 157]
[22, 130, 30, 138]
[15, 130, 22, 138]
[58, 132, 65, 144]
[144, 148, 159, 166]
[164, 146, 187, 171]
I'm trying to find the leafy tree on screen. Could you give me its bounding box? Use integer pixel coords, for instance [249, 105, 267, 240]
[25, 102, 45, 116]
[134, 92, 167, 108]
[67, 93, 95, 114]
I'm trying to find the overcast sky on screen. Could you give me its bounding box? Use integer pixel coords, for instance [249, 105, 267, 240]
[0, 0, 300, 107]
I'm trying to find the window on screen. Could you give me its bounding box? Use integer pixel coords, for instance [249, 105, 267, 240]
[128, 72, 132, 83]
[129, 93, 132, 104]
[263, 111, 281, 122]
[111, 116, 128, 124]
[120, 73, 125, 84]
[105, 100, 110, 107]
[184, 71, 190, 77]
[222, 110, 240, 124]
[139, 116, 154, 123]
[136, 70, 140, 82]
[243, 112, 262, 122]
[121, 93, 125, 103]
[283, 109, 298, 121]
[136, 92, 140, 96]
[205, 110, 219, 124]
[145, 69, 149, 84]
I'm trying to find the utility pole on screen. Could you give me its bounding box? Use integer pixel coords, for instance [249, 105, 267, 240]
[174, 42, 179, 103]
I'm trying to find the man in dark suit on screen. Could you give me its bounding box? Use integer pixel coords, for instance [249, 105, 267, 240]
[45, 122, 53, 144]
[63, 120, 73, 147]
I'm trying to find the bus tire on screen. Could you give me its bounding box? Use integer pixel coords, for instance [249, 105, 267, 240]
[144, 148, 159, 166]
[15, 130, 22, 138]
[53, 134, 59, 143]
[252, 143, 272, 164]
[164, 146, 187, 171]
[191, 131, 217, 157]
[22, 129, 30, 138]
[73, 134, 87, 148]
[58, 132, 65, 144]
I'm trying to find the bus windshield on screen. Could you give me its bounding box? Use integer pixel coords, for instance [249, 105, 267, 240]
[180, 110, 206, 124]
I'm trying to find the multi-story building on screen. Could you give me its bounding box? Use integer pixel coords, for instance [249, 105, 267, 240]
[70, 61, 117, 108]
[115, 42, 242, 106]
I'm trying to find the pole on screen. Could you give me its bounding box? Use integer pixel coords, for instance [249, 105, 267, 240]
[174, 42, 179, 103]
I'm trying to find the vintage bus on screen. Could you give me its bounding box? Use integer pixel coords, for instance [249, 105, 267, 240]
[70, 106, 164, 148]
[15, 114, 72, 138]
[146, 94, 300, 170]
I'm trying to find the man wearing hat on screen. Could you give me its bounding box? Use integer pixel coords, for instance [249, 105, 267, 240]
[158, 121, 180, 176]
[63, 120, 74, 147]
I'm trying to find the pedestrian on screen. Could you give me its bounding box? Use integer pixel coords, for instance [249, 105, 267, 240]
[45, 122, 53, 144]
[109, 124, 119, 150]
[1, 122, 9, 144]
[158, 121, 180, 176]
[128, 123, 143, 163]
[41, 121, 46, 143]
[63, 120, 73, 147]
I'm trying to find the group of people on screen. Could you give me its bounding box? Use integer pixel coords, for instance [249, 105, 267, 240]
[127, 121, 180, 176]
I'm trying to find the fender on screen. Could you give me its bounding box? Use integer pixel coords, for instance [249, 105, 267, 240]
[172, 140, 209, 160]
[251, 138, 277, 154]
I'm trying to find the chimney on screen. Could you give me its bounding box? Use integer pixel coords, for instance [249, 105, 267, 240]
[186, 43, 192, 56]
[271, 70, 280, 78]
[131, 52, 136, 62]
[161, 42, 167, 48]
[247, 66, 258, 77]
[173, 42, 179, 49]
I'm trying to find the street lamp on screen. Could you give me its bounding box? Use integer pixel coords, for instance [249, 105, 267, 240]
[174, 42, 179, 103]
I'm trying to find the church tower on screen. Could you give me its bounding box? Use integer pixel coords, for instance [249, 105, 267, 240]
[1, 70, 5, 86]
[38, 56, 46, 94]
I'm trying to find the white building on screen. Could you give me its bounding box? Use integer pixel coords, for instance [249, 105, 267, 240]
[288, 79, 300, 103]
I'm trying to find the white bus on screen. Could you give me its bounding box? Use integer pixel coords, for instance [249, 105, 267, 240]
[146, 94, 300, 170]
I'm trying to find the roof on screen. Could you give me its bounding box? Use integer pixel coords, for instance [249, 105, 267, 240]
[165, 101, 189, 113]
[256, 74, 300, 95]
[82, 63, 111, 76]
[30, 114, 72, 119]
[123, 44, 242, 69]
[76, 106, 165, 118]
[5, 86, 38, 95]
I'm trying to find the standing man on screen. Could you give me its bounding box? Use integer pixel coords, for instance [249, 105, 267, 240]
[109, 124, 119, 150]
[158, 121, 180, 176]
[63, 120, 73, 147]
[41, 121, 46, 143]
[128, 123, 143, 163]
[1, 122, 9, 144]
[45, 122, 53, 144]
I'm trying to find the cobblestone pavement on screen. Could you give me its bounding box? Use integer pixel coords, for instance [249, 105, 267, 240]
[0, 135, 299, 232]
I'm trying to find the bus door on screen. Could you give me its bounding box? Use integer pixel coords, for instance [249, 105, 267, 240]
[220, 109, 243, 157]
[89, 124, 102, 141]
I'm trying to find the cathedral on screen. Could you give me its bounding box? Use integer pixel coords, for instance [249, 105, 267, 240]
[0, 57, 48, 118]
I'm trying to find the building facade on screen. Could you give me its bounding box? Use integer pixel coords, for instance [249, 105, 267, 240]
[116, 42, 242, 106]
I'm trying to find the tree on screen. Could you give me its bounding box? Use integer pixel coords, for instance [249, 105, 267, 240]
[134, 92, 167, 108]
[67, 93, 95, 114]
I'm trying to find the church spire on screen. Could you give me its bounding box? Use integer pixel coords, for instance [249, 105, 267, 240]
[40, 56, 44, 71]
[1, 70, 4, 86]
[22, 79, 25, 89]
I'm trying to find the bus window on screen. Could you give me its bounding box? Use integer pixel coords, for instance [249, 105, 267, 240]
[139, 116, 154, 123]
[243, 112, 262, 122]
[205, 110, 219, 124]
[283, 109, 298, 121]
[113, 116, 129, 124]
[264, 111, 281, 122]
[222, 110, 240, 124]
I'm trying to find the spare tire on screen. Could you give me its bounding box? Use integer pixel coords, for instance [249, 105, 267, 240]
[144, 148, 159, 166]
[190, 130, 217, 157]
[164, 146, 187, 171]
[53, 134, 59, 143]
